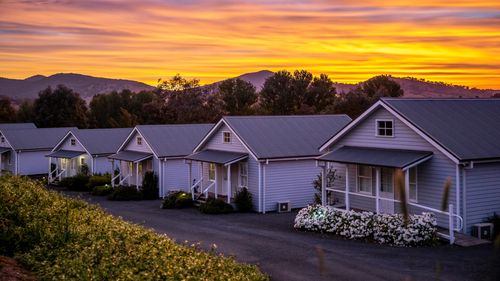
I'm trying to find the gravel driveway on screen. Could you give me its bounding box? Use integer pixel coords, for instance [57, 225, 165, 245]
[65, 191, 499, 281]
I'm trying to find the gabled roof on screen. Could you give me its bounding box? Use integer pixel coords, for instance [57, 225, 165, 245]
[130, 124, 214, 158]
[70, 128, 133, 155]
[383, 98, 500, 161]
[2, 127, 75, 151]
[0, 123, 36, 130]
[198, 115, 352, 160]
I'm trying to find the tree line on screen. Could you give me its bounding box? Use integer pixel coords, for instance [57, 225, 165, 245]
[0, 71, 404, 128]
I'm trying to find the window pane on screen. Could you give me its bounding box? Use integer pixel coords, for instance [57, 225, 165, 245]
[381, 168, 393, 192]
[359, 165, 371, 177]
[385, 128, 393, 136]
[409, 167, 417, 182]
[409, 183, 417, 200]
[359, 178, 371, 192]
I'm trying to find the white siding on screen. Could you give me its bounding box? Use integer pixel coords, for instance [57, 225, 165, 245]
[58, 134, 86, 152]
[18, 151, 50, 175]
[93, 157, 113, 175]
[204, 124, 248, 153]
[465, 162, 500, 233]
[55, 154, 91, 178]
[123, 131, 154, 154]
[328, 107, 457, 227]
[162, 159, 200, 195]
[263, 159, 320, 212]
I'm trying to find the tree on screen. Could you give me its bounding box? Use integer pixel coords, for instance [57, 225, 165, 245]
[157, 74, 199, 91]
[0, 97, 16, 122]
[359, 75, 404, 101]
[16, 100, 35, 123]
[33, 85, 88, 128]
[333, 88, 373, 118]
[259, 70, 296, 115]
[291, 70, 313, 112]
[306, 74, 337, 113]
[218, 78, 257, 115]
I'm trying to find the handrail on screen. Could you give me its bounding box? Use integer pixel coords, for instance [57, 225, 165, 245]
[190, 178, 203, 200]
[202, 181, 215, 198]
[111, 172, 121, 187]
[55, 169, 66, 181]
[119, 174, 131, 186]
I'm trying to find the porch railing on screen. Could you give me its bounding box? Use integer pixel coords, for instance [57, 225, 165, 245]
[201, 181, 216, 199]
[326, 187, 463, 244]
[118, 174, 131, 186]
[190, 178, 203, 200]
[49, 169, 66, 183]
[111, 172, 121, 188]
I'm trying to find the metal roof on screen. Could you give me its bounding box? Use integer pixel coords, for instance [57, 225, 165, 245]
[186, 149, 248, 165]
[2, 127, 75, 150]
[0, 123, 36, 130]
[223, 115, 352, 159]
[71, 128, 132, 155]
[383, 98, 500, 161]
[136, 124, 214, 158]
[318, 146, 433, 169]
[47, 150, 85, 159]
[108, 150, 153, 162]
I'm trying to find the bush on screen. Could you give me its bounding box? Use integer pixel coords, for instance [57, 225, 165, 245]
[87, 174, 111, 189]
[234, 187, 253, 212]
[161, 191, 193, 209]
[59, 174, 90, 191]
[294, 205, 437, 247]
[0, 176, 267, 280]
[107, 185, 143, 201]
[141, 171, 159, 200]
[91, 185, 113, 196]
[199, 198, 234, 214]
[486, 212, 500, 239]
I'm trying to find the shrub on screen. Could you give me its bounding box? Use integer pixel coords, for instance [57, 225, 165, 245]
[107, 185, 143, 201]
[0, 176, 267, 280]
[87, 174, 111, 189]
[234, 187, 253, 212]
[141, 171, 159, 200]
[486, 212, 500, 239]
[59, 174, 90, 191]
[80, 163, 90, 175]
[161, 191, 193, 209]
[199, 198, 234, 214]
[294, 205, 437, 247]
[91, 185, 113, 196]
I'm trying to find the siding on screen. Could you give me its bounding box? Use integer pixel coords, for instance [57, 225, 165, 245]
[123, 131, 154, 154]
[18, 151, 50, 175]
[93, 157, 113, 175]
[263, 159, 320, 212]
[465, 162, 500, 233]
[162, 159, 200, 195]
[328, 107, 457, 227]
[204, 124, 248, 153]
[247, 157, 261, 211]
[58, 134, 86, 152]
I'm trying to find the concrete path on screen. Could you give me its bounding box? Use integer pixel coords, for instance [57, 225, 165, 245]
[66, 192, 500, 281]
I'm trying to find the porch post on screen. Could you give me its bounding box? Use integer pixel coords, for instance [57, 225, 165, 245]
[321, 164, 327, 206]
[188, 161, 192, 191]
[47, 157, 51, 181]
[128, 162, 131, 186]
[111, 160, 115, 187]
[345, 164, 350, 211]
[214, 164, 218, 199]
[135, 161, 139, 191]
[0, 153, 2, 176]
[375, 167, 381, 214]
[227, 164, 231, 203]
[404, 169, 410, 202]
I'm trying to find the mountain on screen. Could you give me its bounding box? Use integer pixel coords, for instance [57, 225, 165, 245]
[0, 73, 155, 103]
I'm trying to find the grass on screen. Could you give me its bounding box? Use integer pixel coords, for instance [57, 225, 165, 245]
[0, 176, 267, 280]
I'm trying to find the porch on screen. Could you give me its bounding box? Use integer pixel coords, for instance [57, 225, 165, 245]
[318, 146, 463, 244]
[108, 150, 153, 188]
[0, 147, 13, 175]
[185, 149, 248, 203]
[46, 150, 86, 183]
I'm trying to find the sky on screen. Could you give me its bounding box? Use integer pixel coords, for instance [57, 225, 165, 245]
[1, 0, 499, 88]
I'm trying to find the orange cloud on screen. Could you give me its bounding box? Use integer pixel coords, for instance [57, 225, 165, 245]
[0, 0, 499, 88]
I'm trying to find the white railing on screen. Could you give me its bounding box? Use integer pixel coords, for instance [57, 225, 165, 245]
[119, 174, 131, 186]
[190, 178, 203, 200]
[48, 168, 58, 183]
[53, 169, 66, 183]
[202, 181, 215, 199]
[111, 172, 121, 187]
[326, 187, 463, 244]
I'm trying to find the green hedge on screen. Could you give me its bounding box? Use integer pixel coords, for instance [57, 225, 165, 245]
[162, 191, 193, 209]
[0, 176, 267, 280]
[199, 198, 234, 214]
[87, 174, 111, 189]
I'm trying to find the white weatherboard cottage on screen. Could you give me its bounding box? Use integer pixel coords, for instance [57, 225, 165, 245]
[47, 128, 132, 182]
[318, 98, 500, 239]
[0, 126, 74, 176]
[109, 124, 213, 197]
[186, 115, 351, 213]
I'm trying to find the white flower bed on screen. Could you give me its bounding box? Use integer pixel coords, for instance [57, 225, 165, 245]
[294, 205, 437, 246]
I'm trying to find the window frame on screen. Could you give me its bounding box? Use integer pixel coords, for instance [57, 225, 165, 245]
[375, 119, 394, 138]
[70, 138, 76, 146]
[238, 162, 248, 188]
[222, 131, 231, 144]
[136, 137, 142, 145]
[408, 167, 418, 203]
[356, 165, 373, 194]
[208, 163, 216, 182]
[1, 137, 5, 143]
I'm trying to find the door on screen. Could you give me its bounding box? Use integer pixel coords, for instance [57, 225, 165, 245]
[379, 167, 395, 214]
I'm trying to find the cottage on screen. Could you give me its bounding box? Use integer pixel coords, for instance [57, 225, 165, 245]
[109, 124, 213, 197]
[318, 98, 500, 235]
[0, 127, 74, 175]
[47, 128, 132, 181]
[186, 115, 351, 213]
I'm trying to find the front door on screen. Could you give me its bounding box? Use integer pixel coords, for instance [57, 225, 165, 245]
[379, 167, 395, 214]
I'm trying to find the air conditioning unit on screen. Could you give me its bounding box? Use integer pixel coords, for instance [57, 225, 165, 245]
[471, 223, 493, 240]
[277, 201, 291, 213]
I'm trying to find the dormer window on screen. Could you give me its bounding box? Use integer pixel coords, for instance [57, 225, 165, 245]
[137, 137, 142, 145]
[376, 120, 394, 137]
[1, 137, 4, 143]
[223, 132, 231, 143]
[70, 138, 76, 146]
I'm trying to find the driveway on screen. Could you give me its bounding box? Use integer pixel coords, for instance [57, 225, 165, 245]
[65, 192, 499, 281]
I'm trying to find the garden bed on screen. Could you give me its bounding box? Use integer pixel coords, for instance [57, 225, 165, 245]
[0, 176, 267, 280]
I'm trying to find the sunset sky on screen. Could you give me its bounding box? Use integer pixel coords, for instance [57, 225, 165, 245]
[1, 0, 499, 88]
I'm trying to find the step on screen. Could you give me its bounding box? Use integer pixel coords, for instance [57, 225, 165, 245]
[437, 229, 492, 247]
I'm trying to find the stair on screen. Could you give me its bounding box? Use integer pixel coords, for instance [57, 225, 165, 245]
[437, 228, 492, 247]
[193, 194, 207, 207]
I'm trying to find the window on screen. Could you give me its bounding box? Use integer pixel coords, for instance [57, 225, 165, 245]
[223, 132, 231, 143]
[208, 163, 216, 181]
[376, 120, 394, 137]
[357, 165, 372, 193]
[1, 137, 4, 143]
[80, 157, 86, 165]
[239, 162, 248, 188]
[380, 168, 394, 193]
[70, 138, 76, 146]
[137, 137, 142, 145]
[409, 167, 417, 202]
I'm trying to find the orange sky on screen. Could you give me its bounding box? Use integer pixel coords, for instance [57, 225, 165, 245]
[1, 0, 499, 88]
